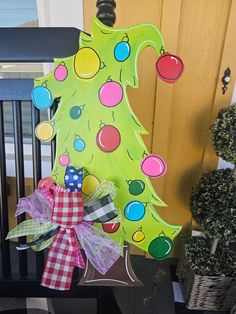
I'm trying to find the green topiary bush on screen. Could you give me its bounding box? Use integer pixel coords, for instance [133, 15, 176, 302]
[185, 237, 236, 276]
[179, 104, 236, 302]
[190, 168, 236, 241]
[211, 104, 236, 164]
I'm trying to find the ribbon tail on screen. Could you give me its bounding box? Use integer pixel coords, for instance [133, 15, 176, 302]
[16, 226, 59, 251]
[41, 229, 79, 290]
[74, 222, 122, 275]
[72, 229, 85, 269]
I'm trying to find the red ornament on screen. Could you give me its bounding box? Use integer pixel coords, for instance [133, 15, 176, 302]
[96, 125, 121, 152]
[102, 222, 120, 233]
[38, 177, 56, 189]
[156, 52, 184, 83]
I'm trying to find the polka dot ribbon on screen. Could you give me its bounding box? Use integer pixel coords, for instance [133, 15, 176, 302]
[64, 166, 83, 192]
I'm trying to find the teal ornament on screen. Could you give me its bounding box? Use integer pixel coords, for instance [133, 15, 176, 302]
[74, 138, 85, 152]
[128, 180, 145, 195]
[114, 41, 130, 62]
[124, 201, 145, 221]
[70, 106, 82, 119]
[32, 86, 53, 110]
[148, 236, 173, 260]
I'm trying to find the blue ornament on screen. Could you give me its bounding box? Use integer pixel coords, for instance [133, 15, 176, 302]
[124, 201, 145, 221]
[114, 41, 130, 62]
[74, 138, 85, 152]
[70, 106, 82, 119]
[31, 86, 53, 110]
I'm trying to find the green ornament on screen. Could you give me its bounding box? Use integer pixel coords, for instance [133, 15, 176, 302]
[128, 180, 145, 195]
[148, 236, 173, 259]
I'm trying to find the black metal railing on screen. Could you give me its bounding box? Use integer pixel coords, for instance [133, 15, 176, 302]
[0, 75, 69, 284]
[31, 103, 45, 279]
[0, 7, 124, 311]
[0, 100, 11, 279]
[12, 99, 28, 278]
[0, 27, 80, 287]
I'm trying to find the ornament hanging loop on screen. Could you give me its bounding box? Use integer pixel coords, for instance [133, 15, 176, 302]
[142, 151, 148, 158]
[41, 80, 48, 87]
[81, 104, 86, 111]
[74, 134, 82, 139]
[99, 120, 106, 128]
[122, 33, 129, 43]
[160, 46, 165, 55]
[100, 61, 106, 69]
[159, 230, 166, 237]
[106, 75, 112, 82]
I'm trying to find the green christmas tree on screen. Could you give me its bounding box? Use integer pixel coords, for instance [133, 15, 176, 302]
[32, 18, 182, 259]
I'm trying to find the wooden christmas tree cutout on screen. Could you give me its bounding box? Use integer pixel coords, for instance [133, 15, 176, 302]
[31, 17, 183, 286]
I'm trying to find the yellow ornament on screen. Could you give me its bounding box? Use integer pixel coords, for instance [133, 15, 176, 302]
[132, 228, 145, 243]
[74, 47, 100, 79]
[82, 174, 100, 195]
[35, 121, 54, 142]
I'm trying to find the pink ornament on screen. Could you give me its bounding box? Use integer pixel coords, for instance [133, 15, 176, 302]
[96, 125, 121, 152]
[156, 52, 184, 83]
[141, 155, 167, 178]
[59, 154, 70, 167]
[54, 63, 68, 81]
[99, 81, 123, 107]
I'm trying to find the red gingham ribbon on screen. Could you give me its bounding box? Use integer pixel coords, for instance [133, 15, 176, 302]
[41, 186, 85, 290]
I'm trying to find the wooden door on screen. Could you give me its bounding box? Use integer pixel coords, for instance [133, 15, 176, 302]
[83, 0, 236, 256]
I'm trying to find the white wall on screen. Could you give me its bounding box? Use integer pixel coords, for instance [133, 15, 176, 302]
[37, 0, 84, 29]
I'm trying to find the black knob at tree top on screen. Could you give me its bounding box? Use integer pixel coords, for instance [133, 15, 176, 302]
[96, 0, 116, 27]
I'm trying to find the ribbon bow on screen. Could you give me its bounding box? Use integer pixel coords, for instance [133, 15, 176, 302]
[7, 167, 122, 290]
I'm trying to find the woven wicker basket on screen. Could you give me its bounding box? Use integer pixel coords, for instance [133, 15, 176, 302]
[231, 304, 236, 314]
[177, 252, 236, 311]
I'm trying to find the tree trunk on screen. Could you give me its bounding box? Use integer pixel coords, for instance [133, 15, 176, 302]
[78, 244, 143, 286]
[210, 238, 219, 255]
